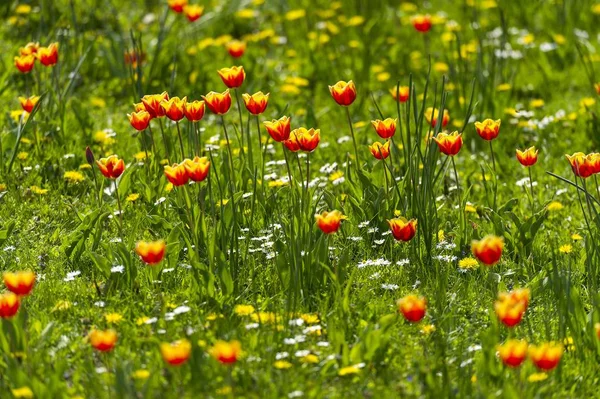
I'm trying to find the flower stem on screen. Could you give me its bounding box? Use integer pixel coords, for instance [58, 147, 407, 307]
[175, 120, 185, 159]
[345, 107, 360, 167]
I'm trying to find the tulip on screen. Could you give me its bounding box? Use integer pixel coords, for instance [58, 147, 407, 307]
[242, 92, 269, 115]
[390, 86, 410, 102]
[183, 156, 210, 182]
[14, 55, 35, 73]
[388, 217, 417, 242]
[329, 80, 357, 106]
[369, 141, 390, 160]
[168, 0, 187, 13]
[294, 128, 320, 152]
[283, 132, 301, 152]
[498, 288, 530, 308]
[474, 119, 501, 141]
[0, 292, 20, 318]
[89, 329, 117, 352]
[411, 14, 432, 32]
[433, 131, 462, 156]
[96, 155, 125, 179]
[135, 240, 166, 265]
[371, 118, 396, 139]
[184, 5, 203, 22]
[529, 343, 563, 371]
[516, 146, 538, 167]
[217, 66, 246, 88]
[264, 116, 291, 142]
[397, 294, 426, 322]
[128, 110, 152, 131]
[164, 162, 189, 186]
[161, 339, 192, 366]
[425, 107, 449, 128]
[315, 210, 346, 234]
[160, 96, 187, 121]
[19, 96, 40, 113]
[566, 152, 595, 178]
[471, 235, 503, 265]
[495, 297, 526, 327]
[595, 323, 600, 340]
[209, 340, 242, 364]
[202, 90, 232, 115]
[184, 100, 205, 122]
[589, 153, 600, 175]
[227, 40, 246, 58]
[19, 42, 39, 56]
[36, 43, 59, 66]
[497, 340, 528, 367]
[142, 92, 169, 118]
[133, 102, 147, 112]
[4, 271, 35, 296]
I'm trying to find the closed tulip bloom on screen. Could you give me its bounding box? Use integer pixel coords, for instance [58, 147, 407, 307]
[371, 118, 396, 139]
[19, 96, 40, 113]
[529, 343, 563, 371]
[183, 157, 210, 182]
[425, 107, 449, 128]
[498, 340, 528, 367]
[397, 294, 426, 322]
[474, 119, 501, 141]
[516, 146, 538, 167]
[128, 110, 152, 131]
[390, 86, 410, 102]
[4, 271, 35, 296]
[133, 102, 146, 112]
[161, 339, 192, 366]
[264, 116, 291, 142]
[160, 96, 187, 121]
[243, 92, 269, 115]
[227, 40, 246, 58]
[202, 90, 232, 115]
[168, 0, 187, 13]
[329, 80, 357, 106]
[589, 153, 600, 175]
[294, 128, 321, 152]
[471, 235, 503, 265]
[369, 141, 391, 160]
[96, 155, 125, 179]
[315, 210, 346, 234]
[142, 92, 169, 118]
[20, 42, 39, 56]
[494, 297, 526, 327]
[565, 152, 595, 178]
[433, 131, 463, 156]
[0, 292, 20, 318]
[283, 132, 301, 152]
[595, 323, 600, 340]
[184, 100, 205, 122]
[218, 66, 246, 88]
[388, 217, 417, 242]
[498, 288, 530, 309]
[411, 14, 432, 32]
[209, 340, 242, 364]
[37, 43, 59, 66]
[184, 5, 203, 22]
[14, 55, 35, 73]
[135, 240, 166, 265]
[164, 162, 189, 186]
[89, 329, 118, 352]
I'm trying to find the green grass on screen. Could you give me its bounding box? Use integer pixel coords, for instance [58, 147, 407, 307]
[0, 0, 600, 398]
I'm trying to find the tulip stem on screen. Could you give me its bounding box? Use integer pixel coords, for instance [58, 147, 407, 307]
[158, 119, 170, 164]
[234, 88, 245, 147]
[256, 115, 264, 179]
[451, 156, 460, 194]
[282, 144, 294, 192]
[220, 115, 237, 199]
[305, 153, 310, 212]
[141, 129, 150, 176]
[528, 167, 535, 211]
[345, 107, 360, 168]
[114, 180, 124, 239]
[175, 121, 185, 159]
[147, 125, 157, 164]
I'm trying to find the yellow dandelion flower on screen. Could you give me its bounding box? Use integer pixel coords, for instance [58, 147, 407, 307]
[132, 369, 150, 380]
[165, 183, 174, 193]
[134, 151, 151, 161]
[496, 83, 512, 92]
[79, 164, 92, 170]
[571, 233, 583, 241]
[530, 99, 544, 108]
[235, 9, 256, 19]
[0, 184, 7, 192]
[234, 304, 255, 316]
[300, 313, 320, 324]
[300, 354, 319, 364]
[105, 313, 123, 324]
[126, 193, 140, 202]
[90, 97, 106, 108]
[458, 257, 478, 270]
[285, 9, 306, 20]
[64, 171, 85, 183]
[338, 365, 361, 376]
[136, 316, 150, 325]
[345, 16, 365, 26]
[329, 171, 344, 182]
[559, 244, 572, 254]
[30, 186, 49, 195]
[11, 387, 33, 398]
[421, 324, 436, 334]
[17, 152, 28, 161]
[273, 360, 292, 369]
[15, 5, 32, 14]
[547, 201, 563, 211]
[527, 372, 548, 382]
[52, 300, 71, 312]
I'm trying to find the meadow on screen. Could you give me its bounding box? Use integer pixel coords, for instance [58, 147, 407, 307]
[1, 0, 600, 397]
